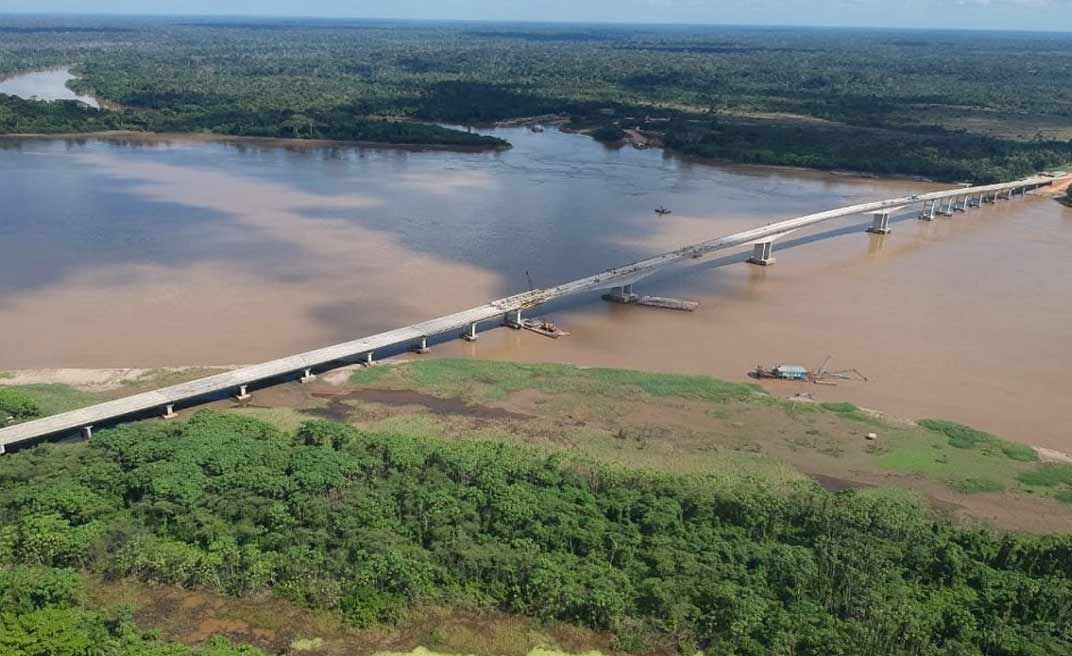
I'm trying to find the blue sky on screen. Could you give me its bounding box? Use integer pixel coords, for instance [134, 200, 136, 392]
[5, 1, 1072, 31]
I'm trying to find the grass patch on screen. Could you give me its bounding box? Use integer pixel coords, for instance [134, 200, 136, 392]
[918, 419, 1038, 462]
[1055, 491, 1072, 505]
[0, 371, 12, 379]
[821, 402, 858, 414]
[351, 359, 761, 405]
[1017, 464, 1072, 488]
[949, 477, 1006, 494]
[0, 383, 104, 419]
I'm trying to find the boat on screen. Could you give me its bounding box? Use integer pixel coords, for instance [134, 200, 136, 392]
[529, 125, 545, 133]
[654, 206, 672, 215]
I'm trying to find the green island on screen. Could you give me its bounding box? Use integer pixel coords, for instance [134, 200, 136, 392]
[3, 16, 1072, 179]
[3, 359, 1072, 655]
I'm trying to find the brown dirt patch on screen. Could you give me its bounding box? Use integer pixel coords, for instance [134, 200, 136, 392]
[308, 389, 527, 422]
[808, 473, 872, 493]
[85, 577, 609, 656]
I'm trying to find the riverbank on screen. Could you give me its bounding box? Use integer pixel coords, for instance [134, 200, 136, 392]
[0, 129, 512, 152]
[5, 359, 1072, 533]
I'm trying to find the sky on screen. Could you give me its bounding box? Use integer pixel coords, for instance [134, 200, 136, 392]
[3, 0, 1071, 32]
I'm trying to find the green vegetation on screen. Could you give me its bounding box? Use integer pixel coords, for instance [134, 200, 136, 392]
[1056, 491, 1072, 505]
[948, 477, 1005, 494]
[1017, 464, 1072, 488]
[1, 16, 1071, 179]
[0, 383, 102, 423]
[0, 388, 41, 421]
[2, 409, 1071, 654]
[352, 359, 761, 405]
[0, 565, 263, 655]
[590, 126, 625, 143]
[919, 418, 1039, 461]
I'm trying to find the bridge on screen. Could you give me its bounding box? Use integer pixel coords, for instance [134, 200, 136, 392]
[0, 174, 1060, 452]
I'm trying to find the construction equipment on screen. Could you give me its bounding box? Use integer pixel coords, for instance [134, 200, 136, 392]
[812, 355, 868, 384]
[751, 356, 866, 385]
[519, 270, 569, 338]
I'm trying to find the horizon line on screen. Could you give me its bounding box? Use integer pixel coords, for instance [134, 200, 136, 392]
[2, 11, 1072, 35]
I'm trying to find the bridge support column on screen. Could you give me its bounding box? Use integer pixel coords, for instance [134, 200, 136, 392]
[867, 211, 892, 235]
[82, 425, 93, 440]
[363, 352, 374, 367]
[939, 198, 954, 216]
[0, 444, 5, 455]
[504, 309, 523, 329]
[954, 196, 967, 212]
[300, 368, 316, 383]
[162, 404, 177, 420]
[604, 284, 638, 304]
[236, 385, 251, 401]
[462, 322, 478, 342]
[413, 336, 430, 354]
[748, 241, 775, 266]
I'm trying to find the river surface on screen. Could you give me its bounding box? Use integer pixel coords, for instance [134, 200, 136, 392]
[0, 68, 100, 108]
[1, 128, 1070, 449]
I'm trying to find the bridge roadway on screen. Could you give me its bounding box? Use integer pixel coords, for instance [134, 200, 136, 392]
[0, 174, 1057, 452]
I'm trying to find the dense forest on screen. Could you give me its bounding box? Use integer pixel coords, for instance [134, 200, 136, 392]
[2, 410, 1071, 655]
[2, 15, 1072, 180]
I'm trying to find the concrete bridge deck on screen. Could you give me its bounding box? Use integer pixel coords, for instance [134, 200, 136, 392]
[0, 174, 1058, 452]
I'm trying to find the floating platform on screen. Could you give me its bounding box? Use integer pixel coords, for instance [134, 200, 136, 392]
[602, 293, 698, 311]
[520, 318, 570, 338]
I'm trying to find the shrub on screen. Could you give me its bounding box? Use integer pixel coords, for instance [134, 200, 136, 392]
[821, 402, 858, 413]
[0, 388, 42, 421]
[949, 477, 1005, 494]
[1017, 464, 1072, 487]
[591, 125, 626, 143]
[919, 418, 1038, 461]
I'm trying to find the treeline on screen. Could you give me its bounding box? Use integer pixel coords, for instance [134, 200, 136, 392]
[662, 119, 1072, 183]
[2, 17, 1072, 178]
[2, 410, 1070, 655]
[0, 94, 506, 148]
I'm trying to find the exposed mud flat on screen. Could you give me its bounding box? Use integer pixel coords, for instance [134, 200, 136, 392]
[306, 389, 526, 422]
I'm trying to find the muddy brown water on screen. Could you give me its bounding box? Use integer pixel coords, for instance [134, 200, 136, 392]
[1, 126, 1070, 450]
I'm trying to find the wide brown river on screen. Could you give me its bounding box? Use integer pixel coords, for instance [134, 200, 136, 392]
[1, 128, 1069, 449]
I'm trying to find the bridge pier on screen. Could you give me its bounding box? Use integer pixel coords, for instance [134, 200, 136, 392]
[462, 322, 478, 342]
[504, 309, 523, 329]
[413, 337, 430, 354]
[919, 200, 937, 220]
[747, 241, 775, 266]
[300, 368, 316, 383]
[939, 198, 954, 216]
[605, 284, 639, 303]
[867, 210, 892, 234]
[82, 425, 93, 440]
[954, 196, 967, 212]
[236, 384, 251, 401]
[162, 404, 177, 420]
[363, 352, 374, 367]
